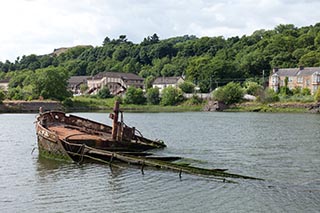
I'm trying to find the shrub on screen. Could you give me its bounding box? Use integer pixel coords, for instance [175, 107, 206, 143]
[124, 87, 146, 105]
[62, 98, 74, 107]
[302, 88, 311, 96]
[160, 86, 184, 106]
[97, 86, 113, 99]
[0, 90, 5, 103]
[260, 88, 280, 103]
[212, 82, 244, 105]
[314, 87, 320, 102]
[184, 95, 203, 105]
[179, 81, 195, 93]
[280, 86, 293, 96]
[146, 87, 160, 105]
[244, 81, 263, 96]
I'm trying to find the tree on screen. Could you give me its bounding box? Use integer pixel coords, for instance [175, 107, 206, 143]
[160, 86, 184, 106]
[31, 67, 71, 101]
[144, 75, 155, 89]
[124, 87, 146, 104]
[146, 87, 160, 105]
[212, 82, 244, 105]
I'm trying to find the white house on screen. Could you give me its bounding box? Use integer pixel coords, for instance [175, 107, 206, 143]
[152, 76, 184, 93]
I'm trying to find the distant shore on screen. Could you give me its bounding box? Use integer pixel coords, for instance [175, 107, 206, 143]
[0, 100, 64, 113]
[1, 99, 319, 113]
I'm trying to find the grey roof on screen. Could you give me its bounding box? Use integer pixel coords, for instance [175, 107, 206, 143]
[93, 71, 144, 81]
[68, 76, 89, 85]
[275, 67, 320, 77]
[0, 79, 10, 83]
[153, 77, 182, 85]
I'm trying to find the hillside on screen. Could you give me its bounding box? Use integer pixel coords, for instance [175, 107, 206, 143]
[1, 23, 320, 93]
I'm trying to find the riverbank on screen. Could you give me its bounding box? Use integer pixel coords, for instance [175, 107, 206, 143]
[226, 102, 320, 113]
[1, 98, 319, 113]
[0, 100, 64, 113]
[0, 98, 203, 113]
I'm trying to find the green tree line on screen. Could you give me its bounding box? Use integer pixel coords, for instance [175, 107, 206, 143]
[1, 23, 320, 100]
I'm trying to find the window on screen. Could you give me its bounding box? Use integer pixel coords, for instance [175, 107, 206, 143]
[297, 77, 303, 83]
[313, 85, 318, 92]
[306, 80, 310, 86]
[312, 72, 320, 83]
[288, 77, 293, 82]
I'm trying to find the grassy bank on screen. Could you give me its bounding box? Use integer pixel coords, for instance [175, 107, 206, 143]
[226, 102, 315, 113]
[68, 96, 205, 112]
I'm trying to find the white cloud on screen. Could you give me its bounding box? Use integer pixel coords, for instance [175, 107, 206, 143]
[0, 0, 320, 61]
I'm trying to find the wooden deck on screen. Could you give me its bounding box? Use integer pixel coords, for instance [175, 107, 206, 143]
[49, 125, 108, 141]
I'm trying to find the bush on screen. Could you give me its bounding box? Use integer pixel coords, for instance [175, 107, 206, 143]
[280, 86, 293, 96]
[62, 98, 74, 107]
[302, 88, 311, 96]
[184, 95, 203, 105]
[124, 87, 146, 105]
[244, 81, 263, 96]
[212, 82, 244, 105]
[260, 88, 280, 103]
[291, 86, 301, 95]
[146, 87, 160, 105]
[0, 90, 5, 103]
[179, 81, 195, 93]
[160, 86, 184, 106]
[7, 87, 25, 100]
[314, 87, 320, 102]
[97, 86, 112, 99]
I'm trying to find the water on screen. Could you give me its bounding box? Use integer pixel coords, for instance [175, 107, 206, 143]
[0, 112, 319, 212]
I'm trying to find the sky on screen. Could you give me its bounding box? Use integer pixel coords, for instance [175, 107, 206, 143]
[0, 0, 320, 62]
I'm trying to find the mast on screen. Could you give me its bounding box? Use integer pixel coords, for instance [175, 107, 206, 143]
[111, 101, 120, 140]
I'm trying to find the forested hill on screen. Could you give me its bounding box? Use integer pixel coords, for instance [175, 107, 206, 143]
[1, 23, 320, 92]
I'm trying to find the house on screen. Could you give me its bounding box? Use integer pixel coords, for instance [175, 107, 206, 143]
[269, 66, 320, 94]
[68, 76, 89, 95]
[87, 71, 144, 95]
[0, 79, 10, 92]
[152, 76, 184, 93]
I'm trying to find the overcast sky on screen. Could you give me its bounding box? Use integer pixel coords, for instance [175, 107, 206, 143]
[0, 0, 320, 62]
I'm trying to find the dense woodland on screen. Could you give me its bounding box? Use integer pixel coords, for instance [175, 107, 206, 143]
[1, 23, 320, 101]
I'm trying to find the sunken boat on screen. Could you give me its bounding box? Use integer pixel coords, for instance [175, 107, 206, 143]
[35, 101, 262, 181]
[36, 101, 166, 162]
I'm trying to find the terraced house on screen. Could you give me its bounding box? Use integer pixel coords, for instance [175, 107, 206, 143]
[269, 66, 320, 94]
[87, 71, 144, 95]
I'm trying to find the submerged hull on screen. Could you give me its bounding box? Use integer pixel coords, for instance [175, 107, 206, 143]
[35, 110, 166, 162]
[34, 105, 262, 181]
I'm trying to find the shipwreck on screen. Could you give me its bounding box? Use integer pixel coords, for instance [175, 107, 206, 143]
[35, 101, 261, 182]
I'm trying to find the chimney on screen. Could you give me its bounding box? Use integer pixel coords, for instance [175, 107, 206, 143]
[273, 68, 279, 73]
[299, 66, 304, 70]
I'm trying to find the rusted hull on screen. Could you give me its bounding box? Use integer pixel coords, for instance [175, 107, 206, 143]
[36, 122, 73, 161]
[35, 111, 166, 162]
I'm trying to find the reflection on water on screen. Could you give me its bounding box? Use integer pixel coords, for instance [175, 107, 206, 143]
[0, 112, 320, 212]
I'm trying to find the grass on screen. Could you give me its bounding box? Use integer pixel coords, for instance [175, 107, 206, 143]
[226, 102, 312, 113]
[69, 96, 205, 112]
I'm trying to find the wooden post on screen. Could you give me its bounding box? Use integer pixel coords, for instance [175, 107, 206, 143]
[112, 101, 120, 140]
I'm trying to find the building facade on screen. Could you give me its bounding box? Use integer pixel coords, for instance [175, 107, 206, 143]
[87, 71, 144, 95]
[68, 76, 89, 95]
[152, 77, 184, 93]
[269, 67, 320, 94]
[0, 79, 10, 92]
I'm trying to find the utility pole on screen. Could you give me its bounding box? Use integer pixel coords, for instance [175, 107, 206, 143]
[262, 70, 265, 88]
